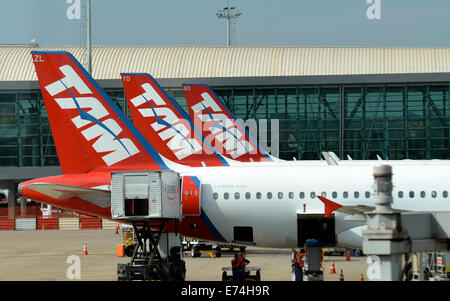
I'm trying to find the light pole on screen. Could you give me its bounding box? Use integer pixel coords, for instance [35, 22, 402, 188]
[86, 0, 92, 74]
[216, 1, 241, 46]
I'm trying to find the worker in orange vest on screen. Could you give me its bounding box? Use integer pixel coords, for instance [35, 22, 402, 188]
[292, 252, 304, 281]
[231, 253, 240, 281]
[231, 253, 249, 281]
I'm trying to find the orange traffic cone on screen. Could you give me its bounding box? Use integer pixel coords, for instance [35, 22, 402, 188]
[83, 243, 88, 255]
[329, 261, 337, 274]
[346, 251, 351, 261]
[339, 269, 344, 281]
[360, 273, 364, 281]
[115, 224, 120, 235]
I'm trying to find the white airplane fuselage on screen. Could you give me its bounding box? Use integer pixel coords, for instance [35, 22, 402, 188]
[183, 163, 450, 248]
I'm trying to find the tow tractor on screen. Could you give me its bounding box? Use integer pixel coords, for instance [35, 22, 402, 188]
[111, 171, 185, 281]
[182, 238, 246, 258]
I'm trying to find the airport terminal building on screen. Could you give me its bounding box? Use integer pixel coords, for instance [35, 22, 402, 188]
[2, 45, 450, 186]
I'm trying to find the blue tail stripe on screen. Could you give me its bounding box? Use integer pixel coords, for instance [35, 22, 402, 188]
[200, 209, 227, 243]
[188, 175, 226, 243]
[141, 94, 197, 152]
[59, 78, 133, 156]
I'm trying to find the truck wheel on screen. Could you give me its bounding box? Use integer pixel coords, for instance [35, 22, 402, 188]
[222, 271, 228, 281]
[255, 271, 261, 281]
[191, 246, 200, 257]
[215, 246, 222, 258]
[125, 244, 135, 257]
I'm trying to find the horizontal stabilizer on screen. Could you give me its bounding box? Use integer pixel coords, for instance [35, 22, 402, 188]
[317, 196, 377, 217]
[316, 196, 343, 217]
[27, 183, 110, 208]
[321, 152, 338, 166]
[328, 152, 341, 162]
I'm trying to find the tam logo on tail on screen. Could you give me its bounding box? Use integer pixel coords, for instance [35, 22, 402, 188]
[45, 64, 140, 166]
[128, 82, 202, 160]
[121, 73, 229, 167]
[191, 91, 254, 159]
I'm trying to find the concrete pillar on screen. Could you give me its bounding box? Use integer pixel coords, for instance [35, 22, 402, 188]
[19, 197, 27, 217]
[0, 181, 17, 218]
[378, 255, 404, 281]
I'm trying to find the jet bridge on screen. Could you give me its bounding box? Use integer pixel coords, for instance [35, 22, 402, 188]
[362, 165, 450, 281]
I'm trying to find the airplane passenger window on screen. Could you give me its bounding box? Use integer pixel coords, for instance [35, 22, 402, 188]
[420, 191, 425, 198]
[289, 192, 294, 199]
[213, 192, 218, 200]
[245, 192, 251, 199]
[310, 192, 316, 198]
[299, 192, 305, 199]
[224, 192, 229, 200]
[321, 192, 327, 197]
[409, 191, 414, 198]
[444, 191, 448, 198]
[431, 191, 437, 198]
[365, 191, 370, 198]
[235, 192, 240, 200]
[398, 191, 403, 198]
[267, 192, 273, 199]
[343, 191, 348, 199]
[278, 192, 283, 199]
[354, 191, 359, 198]
[332, 191, 337, 198]
[256, 192, 262, 199]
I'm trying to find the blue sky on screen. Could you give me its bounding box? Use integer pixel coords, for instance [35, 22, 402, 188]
[1, 0, 449, 47]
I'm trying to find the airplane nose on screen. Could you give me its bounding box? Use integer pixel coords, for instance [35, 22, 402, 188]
[18, 182, 23, 197]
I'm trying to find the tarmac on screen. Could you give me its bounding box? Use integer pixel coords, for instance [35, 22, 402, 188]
[0, 229, 368, 281]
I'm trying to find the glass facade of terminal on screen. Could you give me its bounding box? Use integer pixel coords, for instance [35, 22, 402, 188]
[1, 84, 450, 167]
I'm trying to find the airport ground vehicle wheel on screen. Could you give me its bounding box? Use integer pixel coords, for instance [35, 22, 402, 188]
[240, 246, 246, 252]
[222, 271, 228, 281]
[191, 246, 200, 257]
[125, 244, 135, 257]
[215, 246, 222, 257]
[255, 271, 261, 281]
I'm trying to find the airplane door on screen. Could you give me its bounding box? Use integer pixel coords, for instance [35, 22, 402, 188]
[181, 176, 201, 216]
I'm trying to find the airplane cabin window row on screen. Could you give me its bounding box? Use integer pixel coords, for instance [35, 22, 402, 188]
[213, 190, 450, 200]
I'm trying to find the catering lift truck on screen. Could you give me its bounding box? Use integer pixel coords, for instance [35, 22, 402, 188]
[111, 171, 186, 281]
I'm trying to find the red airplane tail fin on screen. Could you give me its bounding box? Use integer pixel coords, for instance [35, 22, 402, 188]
[121, 73, 229, 167]
[31, 51, 168, 174]
[183, 84, 272, 162]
